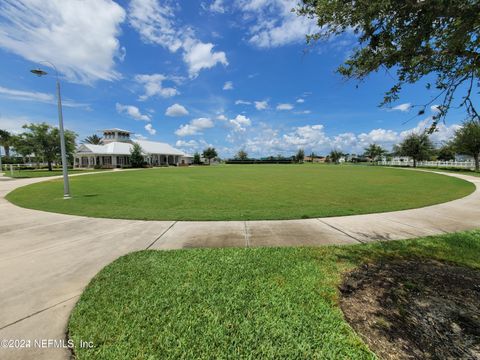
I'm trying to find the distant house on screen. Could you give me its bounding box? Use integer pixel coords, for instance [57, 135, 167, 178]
[304, 155, 326, 163]
[75, 129, 193, 168]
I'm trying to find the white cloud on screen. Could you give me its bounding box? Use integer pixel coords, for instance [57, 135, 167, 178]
[145, 123, 156, 135]
[296, 98, 305, 103]
[227, 117, 462, 158]
[129, 0, 228, 77]
[391, 103, 412, 112]
[228, 114, 252, 133]
[293, 110, 312, 114]
[176, 139, 198, 147]
[0, 0, 125, 84]
[276, 103, 294, 111]
[134, 74, 179, 101]
[134, 134, 148, 140]
[0, 115, 49, 134]
[223, 81, 234, 90]
[182, 39, 228, 77]
[0, 85, 89, 109]
[128, 0, 182, 52]
[209, 0, 225, 13]
[236, 0, 318, 48]
[165, 103, 189, 117]
[216, 114, 228, 121]
[255, 100, 268, 110]
[235, 100, 252, 105]
[116, 103, 150, 121]
[175, 117, 214, 136]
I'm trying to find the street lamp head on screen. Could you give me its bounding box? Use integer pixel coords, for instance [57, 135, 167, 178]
[30, 68, 48, 77]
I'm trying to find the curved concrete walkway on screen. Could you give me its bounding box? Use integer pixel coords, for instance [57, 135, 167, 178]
[0, 169, 479, 360]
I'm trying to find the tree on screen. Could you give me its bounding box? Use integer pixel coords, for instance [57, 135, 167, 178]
[452, 120, 480, 171]
[11, 133, 36, 164]
[329, 150, 343, 164]
[436, 144, 456, 162]
[130, 143, 144, 168]
[309, 152, 315, 162]
[297, 1, 480, 130]
[295, 148, 305, 163]
[235, 149, 248, 160]
[0, 129, 12, 157]
[193, 152, 201, 165]
[364, 143, 386, 164]
[396, 133, 434, 168]
[82, 134, 102, 145]
[202, 147, 218, 165]
[15, 123, 76, 171]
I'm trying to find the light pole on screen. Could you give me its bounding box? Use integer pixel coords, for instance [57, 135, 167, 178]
[31, 62, 71, 198]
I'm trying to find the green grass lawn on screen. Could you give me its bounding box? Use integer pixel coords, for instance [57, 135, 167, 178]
[68, 230, 480, 359]
[3, 168, 110, 178]
[6, 165, 475, 220]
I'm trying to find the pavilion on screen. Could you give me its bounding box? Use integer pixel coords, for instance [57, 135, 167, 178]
[74, 129, 193, 168]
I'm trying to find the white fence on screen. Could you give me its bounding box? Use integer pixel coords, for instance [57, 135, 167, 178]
[379, 160, 476, 169]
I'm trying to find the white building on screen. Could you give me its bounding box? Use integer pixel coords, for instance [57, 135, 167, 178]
[74, 129, 193, 168]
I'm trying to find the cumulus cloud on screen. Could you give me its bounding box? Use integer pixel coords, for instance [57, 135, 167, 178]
[276, 103, 294, 111]
[209, 0, 225, 13]
[182, 39, 228, 77]
[134, 74, 179, 101]
[228, 114, 252, 132]
[235, 0, 318, 48]
[116, 103, 150, 121]
[175, 117, 214, 136]
[129, 0, 228, 77]
[391, 103, 412, 112]
[296, 98, 305, 103]
[0, 0, 125, 84]
[231, 117, 461, 158]
[223, 81, 234, 90]
[165, 103, 189, 117]
[145, 123, 156, 135]
[216, 114, 228, 121]
[255, 100, 268, 110]
[176, 139, 198, 147]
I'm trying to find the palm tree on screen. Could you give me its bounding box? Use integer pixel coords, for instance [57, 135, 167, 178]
[82, 134, 102, 145]
[329, 150, 344, 164]
[0, 129, 12, 157]
[364, 143, 387, 164]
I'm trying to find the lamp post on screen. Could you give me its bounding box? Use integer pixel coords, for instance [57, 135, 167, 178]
[31, 62, 71, 198]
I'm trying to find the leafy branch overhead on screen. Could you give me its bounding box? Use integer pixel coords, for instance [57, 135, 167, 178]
[297, 0, 480, 130]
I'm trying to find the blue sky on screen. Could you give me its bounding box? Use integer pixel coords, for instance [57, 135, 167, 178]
[0, 0, 470, 157]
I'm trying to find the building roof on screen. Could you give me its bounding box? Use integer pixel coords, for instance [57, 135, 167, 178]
[100, 128, 132, 133]
[76, 139, 186, 156]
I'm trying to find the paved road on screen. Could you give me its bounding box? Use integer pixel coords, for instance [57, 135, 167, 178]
[0, 170, 479, 359]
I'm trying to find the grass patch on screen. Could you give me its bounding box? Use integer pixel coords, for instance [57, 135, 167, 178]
[3, 168, 110, 178]
[68, 230, 480, 359]
[6, 165, 475, 221]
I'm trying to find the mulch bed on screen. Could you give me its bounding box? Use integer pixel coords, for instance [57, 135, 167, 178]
[340, 258, 480, 359]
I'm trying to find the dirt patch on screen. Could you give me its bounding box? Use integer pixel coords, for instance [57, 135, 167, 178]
[340, 258, 480, 359]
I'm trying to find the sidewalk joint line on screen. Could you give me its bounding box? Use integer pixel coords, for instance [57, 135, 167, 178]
[316, 219, 365, 243]
[244, 221, 250, 247]
[0, 294, 81, 331]
[146, 221, 177, 250]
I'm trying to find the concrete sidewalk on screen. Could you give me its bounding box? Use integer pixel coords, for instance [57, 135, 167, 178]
[0, 170, 479, 360]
